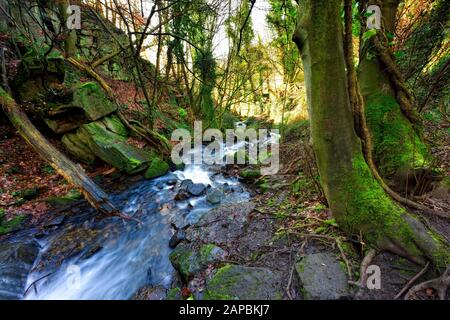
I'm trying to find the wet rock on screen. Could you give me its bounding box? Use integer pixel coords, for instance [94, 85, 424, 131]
[132, 285, 167, 300]
[186, 202, 255, 245]
[174, 190, 190, 201]
[206, 188, 224, 204]
[204, 265, 283, 300]
[169, 243, 226, 281]
[187, 183, 206, 196]
[295, 252, 350, 300]
[169, 229, 186, 249]
[180, 179, 193, 191]
[0, 240, 40, 300]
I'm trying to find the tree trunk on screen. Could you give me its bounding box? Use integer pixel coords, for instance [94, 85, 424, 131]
[57, 0, 77, 57]
[358, 0, 430, 184]
[293, 0, 448, 268]
[0, 87, 119, 216]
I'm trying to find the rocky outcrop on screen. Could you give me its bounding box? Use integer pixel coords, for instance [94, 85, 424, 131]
[169, 243, 226, 281]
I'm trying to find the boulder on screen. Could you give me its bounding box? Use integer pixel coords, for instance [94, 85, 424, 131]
[206, 188, 224, 204]
[187, 183, 206, 196]
[204, 265, 283, 300]
[78, 121, 151, 174]
[62, 132, 97, 164]
[169, 243, 226, 281]
[295, 252, 350, 300]
[169, 229, 186, 249]
[72, 82, 117, 121]
[0, 240, 40, 300]
[100, 114, 128, 137]
[186, 202, 255, 245]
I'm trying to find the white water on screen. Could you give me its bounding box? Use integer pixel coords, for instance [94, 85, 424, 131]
[25, 163, 248, 300]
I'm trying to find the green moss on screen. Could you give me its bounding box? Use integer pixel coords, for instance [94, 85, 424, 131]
[203, 264, 237, 300]
[0, 214, 25, 235]
[144, 158, 170, 180]
[239, 169, 261, 179]
[166, 288, 181, 300]
[336, 152, 449, 266]
[365, 93, 429, 177]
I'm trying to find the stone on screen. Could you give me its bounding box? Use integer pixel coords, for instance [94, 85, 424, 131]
[204, 265, 283, 300]
[186, 202, 255, 245]
[169, 229, 186, 249]
[132, 285, 167, 300]
[169, 243, 226, 281]
[78, 121, 151, 174]
[62, 132, 97, 164]
[187, 183, 206, 196]
[206, 188, 224, 204]
[72, 82, 117, 121]
[295, 252, 350, 300]
[0, 240, 40, 300]
[100, 114, 128, 137]
[145, 158, 170, 180]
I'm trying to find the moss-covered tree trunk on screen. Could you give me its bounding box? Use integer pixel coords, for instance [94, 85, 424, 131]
[0, 87, 119, 215]
[358, 0, 430, 186]
[293, 0, 448, 267]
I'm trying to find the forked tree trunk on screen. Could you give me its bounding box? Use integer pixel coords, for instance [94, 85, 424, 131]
[358, 0, 430, 184]
[293, 0, 448, 267]
[0, 87, 119, 215]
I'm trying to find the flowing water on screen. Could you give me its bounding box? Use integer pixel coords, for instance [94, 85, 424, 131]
[21, 128, 280, 300]
[24, 162, 249, 300]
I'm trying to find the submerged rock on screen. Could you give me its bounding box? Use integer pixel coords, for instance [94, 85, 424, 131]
[169, 243, 226, 281]
[204, 265, 283, 300]
[0, 240, 40, 300]
[295, 252, 350, 300]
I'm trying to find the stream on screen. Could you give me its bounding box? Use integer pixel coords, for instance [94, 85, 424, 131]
[23, 148, 250, 300]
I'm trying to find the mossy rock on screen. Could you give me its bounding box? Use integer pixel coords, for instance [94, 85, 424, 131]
[203, 265, 283, 300]
[62, 132, 97, 164]
[78, 121, 151, 174]
[145, 157, 170, 180]
[295, 252, 350, 300]
[169, 243, 226, 281]
[72, 82, 117, 121]
[239, 169, 261, 179]
[100, 114, 128, 137]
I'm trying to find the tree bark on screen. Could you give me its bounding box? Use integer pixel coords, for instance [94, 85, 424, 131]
[358, 0, 429, 183]
[293, 0, 448, 268]
[0, 87, 119, 215]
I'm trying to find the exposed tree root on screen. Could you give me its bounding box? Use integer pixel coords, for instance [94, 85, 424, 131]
[343, 2, 449, 221]
[395, 261, 430, 299]
[405, 266, 450, 300]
